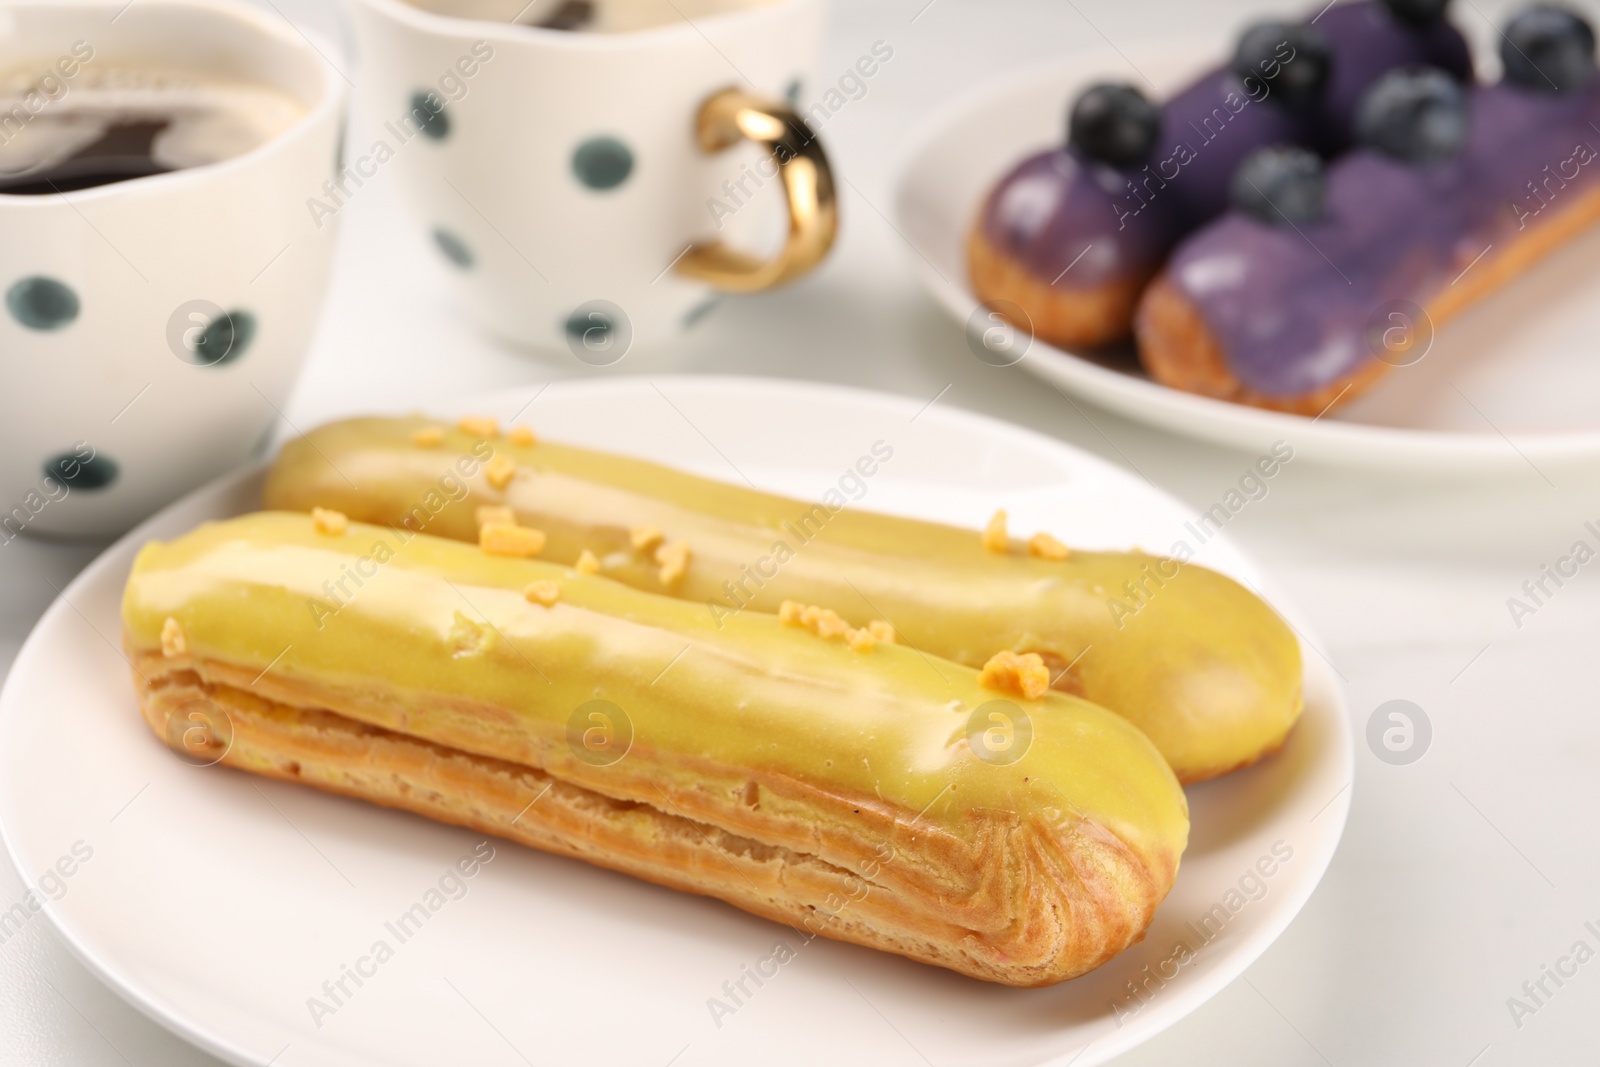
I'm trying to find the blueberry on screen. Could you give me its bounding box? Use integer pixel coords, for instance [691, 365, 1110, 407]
[1501, 5, 1596, 93]
[1068, 83, 1160, 168]
[1232, 22, 1332, 110]
[1230, 146, 1326, 226]
[1355, 66, 1469, 164]
[1380, 0, 1453, 28]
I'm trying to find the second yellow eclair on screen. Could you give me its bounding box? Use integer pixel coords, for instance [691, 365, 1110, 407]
[262, 415, 1304, 782]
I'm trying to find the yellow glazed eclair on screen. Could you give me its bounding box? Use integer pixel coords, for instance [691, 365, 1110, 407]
[263, 416, 1304, 783]
[122, 512, 1188, 986]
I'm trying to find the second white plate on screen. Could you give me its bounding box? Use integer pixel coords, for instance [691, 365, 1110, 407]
[0, 377, 1351, 1067]
[893, 40, 1600, 473]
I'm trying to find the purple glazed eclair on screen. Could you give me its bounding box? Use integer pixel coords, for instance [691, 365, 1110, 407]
[1137, 6, 1600, 413]
[968, 0, 1471, 348]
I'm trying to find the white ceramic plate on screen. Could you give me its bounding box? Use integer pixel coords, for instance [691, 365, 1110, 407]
[893, 41, 1600, 473]
[0, 377, 1350, 1067]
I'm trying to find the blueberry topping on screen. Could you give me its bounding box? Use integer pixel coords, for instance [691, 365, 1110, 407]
[1502, 5, 1596, 93]
[1379, 0, 1453, 28]
[1232, 22, 1333, 110]
[1230, 146, 1326, 225]
[1355, 66, 1469, 164]
[1068, 83, 1161, 168]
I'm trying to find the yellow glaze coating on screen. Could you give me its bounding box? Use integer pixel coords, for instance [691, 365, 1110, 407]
[123, 513, 1186, 855]
[262, 417, 1304, 782]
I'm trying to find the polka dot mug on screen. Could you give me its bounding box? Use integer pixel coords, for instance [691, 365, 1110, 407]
[342, 0, 837, 358]
[0, 0, 345, 538]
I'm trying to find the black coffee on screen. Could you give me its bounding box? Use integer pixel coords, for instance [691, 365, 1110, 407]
[0, 120, 171, 195]
[528, 0, 595, 29]
[0, 68, 305, 196]
[404, 0, 765, 33]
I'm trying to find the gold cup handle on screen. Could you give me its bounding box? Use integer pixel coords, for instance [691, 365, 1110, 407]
[675, 88, 839, 293]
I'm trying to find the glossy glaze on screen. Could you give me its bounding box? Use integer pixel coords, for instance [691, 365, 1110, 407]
[1305, 0, 1472, 153]
[977, 0, 1472, 291]
[262, 416, 1304, 782]
[122, 512, 1189, 861]
[1164, 79, 1600, 398]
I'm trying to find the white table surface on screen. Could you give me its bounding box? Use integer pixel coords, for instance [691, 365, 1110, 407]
[5, 0, 1598, 1063]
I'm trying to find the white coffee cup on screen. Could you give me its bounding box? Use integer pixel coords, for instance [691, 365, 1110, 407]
[341, 0, 836, 358]
[0, 0, 344, 539]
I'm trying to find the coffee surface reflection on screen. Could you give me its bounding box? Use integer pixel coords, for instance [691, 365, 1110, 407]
[0, 67, 306, 195]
